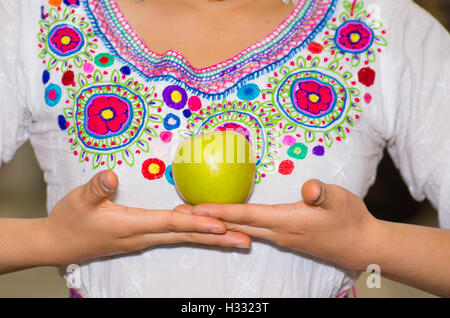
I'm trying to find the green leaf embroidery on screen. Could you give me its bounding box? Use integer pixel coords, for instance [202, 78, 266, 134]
[92, 154, 102, 170]
[39, 20, 50, 30]
[49, 8, 60, 21]
[122, 150, 135, 167]
[78, 73, 88, 87]
[147, 113, 163, 123]
[136, 139, 150, 153]
[355, 10, 367, 21]
[63, 107, 73, 118]
[107, 153, 117, 170]
[374, 36, 388, 47]
[343, 0, 352, 11]
[354, 1, 364, 13]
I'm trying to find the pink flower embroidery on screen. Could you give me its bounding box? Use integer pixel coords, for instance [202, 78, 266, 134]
[216, 122, 252, 143]
[294, 80, 334, 115]
[49, 25, 84, 55]
[86, 95, 130, 136]
[335, 21, 374, 53]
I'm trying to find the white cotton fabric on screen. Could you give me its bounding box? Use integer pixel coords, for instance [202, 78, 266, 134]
[0, 0, 449, 297]
[0, 2, 31, 164]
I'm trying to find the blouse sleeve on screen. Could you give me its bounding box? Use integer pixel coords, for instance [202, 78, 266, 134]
[383, 0, 450, 227]
[0, 1, 31, 166]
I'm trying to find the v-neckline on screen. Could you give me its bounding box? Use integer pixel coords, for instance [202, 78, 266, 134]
[83, 0, 338, 98]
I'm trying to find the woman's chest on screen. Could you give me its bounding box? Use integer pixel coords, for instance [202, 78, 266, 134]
[29, 0, 388, 202]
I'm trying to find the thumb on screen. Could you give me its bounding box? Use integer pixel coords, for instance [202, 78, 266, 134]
[302, 179, 337, 210]
[83, 170, 119, 205]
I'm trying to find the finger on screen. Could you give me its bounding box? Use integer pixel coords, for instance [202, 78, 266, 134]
[223, 222, 278, 243]
[301, 179, 323, 204]
[301, 179, 343, 211]
[82, 170, 118, 206]
[174, 204, 193, 214]
[191, 203, 281, 228]
[125, 208, 227, 234]
[124, 230, 252, 250]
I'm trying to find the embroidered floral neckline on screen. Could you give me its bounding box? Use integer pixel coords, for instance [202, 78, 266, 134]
[37, 0, 388, 184]
[83, 0, 338, 98]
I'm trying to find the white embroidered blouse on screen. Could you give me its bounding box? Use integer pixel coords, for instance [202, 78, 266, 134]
[0, 0, 449, 297]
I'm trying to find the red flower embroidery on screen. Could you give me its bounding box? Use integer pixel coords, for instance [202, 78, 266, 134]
[62, 70, 75, 86]
[142, 158, 166, 180]
[294, 80, 334, 115]
[86, 95, 130, 136]
[307, 41, 324, 54]
[358, 67, 376, 87]
[279, 160, 295, 175]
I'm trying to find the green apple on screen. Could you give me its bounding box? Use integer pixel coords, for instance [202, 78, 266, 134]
[172, 131, 256, 205]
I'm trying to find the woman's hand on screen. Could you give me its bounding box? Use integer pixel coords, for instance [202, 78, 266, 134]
[40, 170, 250, 267]
[179, 179, 378, 271]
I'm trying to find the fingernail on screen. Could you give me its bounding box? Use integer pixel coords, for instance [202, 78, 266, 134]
[100, 172, 112, 192]
[234, 243, 250, 249]
[193, 207, 208, 216]
[312, 181, 323, 204]
[210, 225, 225, 234]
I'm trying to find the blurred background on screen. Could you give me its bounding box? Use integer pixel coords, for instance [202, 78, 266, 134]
[0, 0, 449, 298]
